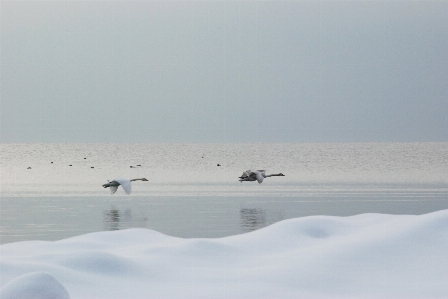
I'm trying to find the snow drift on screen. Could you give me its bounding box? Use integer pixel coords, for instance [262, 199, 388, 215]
[1, 210, 448, 299]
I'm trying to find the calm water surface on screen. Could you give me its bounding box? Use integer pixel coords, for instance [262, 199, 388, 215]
[1, 143, 447, 244]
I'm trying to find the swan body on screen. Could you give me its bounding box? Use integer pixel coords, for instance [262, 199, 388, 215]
[102, 178, 148, 195]
[239, 170, 284, 184]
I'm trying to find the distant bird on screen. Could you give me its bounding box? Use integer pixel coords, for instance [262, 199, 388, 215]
[130, 166, 135, 168]
[27, 167, 31, 169]
[136, 164, 141, 167]
[217, 164, 221, 166]
[69, 165, 72, 166]
[91, 167, 94, 168]
[102, 178, 148, 195]
[239, 170, 285, 184]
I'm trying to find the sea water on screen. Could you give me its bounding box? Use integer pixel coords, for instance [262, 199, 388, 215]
[1, 143, 447, 244]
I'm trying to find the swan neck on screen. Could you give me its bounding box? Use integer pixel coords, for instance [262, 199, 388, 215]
[130, 178, 147, 182]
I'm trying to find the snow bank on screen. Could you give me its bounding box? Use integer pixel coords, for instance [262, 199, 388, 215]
[0, 272, 70, 299]
[1, 210, 448, 299]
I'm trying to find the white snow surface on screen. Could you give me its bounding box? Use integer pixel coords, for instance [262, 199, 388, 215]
[0, 272, 70, 299]
[1, 210, 448, 299]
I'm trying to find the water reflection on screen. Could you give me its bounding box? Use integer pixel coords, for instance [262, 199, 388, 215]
[240, 208, 266, 232]
[103, 206, 135, 231]
[240, 208, 285, 233]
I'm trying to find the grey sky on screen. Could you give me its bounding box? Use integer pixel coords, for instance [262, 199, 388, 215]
[1, 0, 447, 143]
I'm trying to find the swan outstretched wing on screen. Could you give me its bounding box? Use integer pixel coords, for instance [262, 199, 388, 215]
[239, 169, 264, 183]
[121, 181, 132, 194]
[110, 186, 118, 195]
[253, 171, 264, 184]
[246, 170, 264, 183]
[114, 178, 132, 195]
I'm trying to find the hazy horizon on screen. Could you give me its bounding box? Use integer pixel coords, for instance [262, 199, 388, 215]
[2, 1, 447, 143]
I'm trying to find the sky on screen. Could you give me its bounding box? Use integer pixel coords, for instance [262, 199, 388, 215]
[1, 0, 447, 143]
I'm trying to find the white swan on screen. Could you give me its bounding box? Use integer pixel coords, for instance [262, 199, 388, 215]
[239, 170, 285, 184]
[102, 178, 148, 195]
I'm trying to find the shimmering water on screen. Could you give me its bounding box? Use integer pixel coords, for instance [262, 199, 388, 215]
[1, 143, 447, 244]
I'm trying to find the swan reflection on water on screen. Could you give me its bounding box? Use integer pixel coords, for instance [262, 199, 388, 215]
[240, 208, 285, 233]
[103, 207, 135, 231]
[104, 206, 284, 234]
[240, 208, 266, 232]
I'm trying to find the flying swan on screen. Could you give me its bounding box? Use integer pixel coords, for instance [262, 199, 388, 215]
[239, 170, 285, 184]
[102, 178, 148, 195]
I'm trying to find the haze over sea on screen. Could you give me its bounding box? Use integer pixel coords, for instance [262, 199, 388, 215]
[1, 142, 447, 244]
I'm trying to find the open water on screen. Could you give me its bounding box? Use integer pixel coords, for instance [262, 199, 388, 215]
[1, 143, 447, 244]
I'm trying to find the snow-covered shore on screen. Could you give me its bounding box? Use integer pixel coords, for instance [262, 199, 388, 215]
[1, 210, 448, 299]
